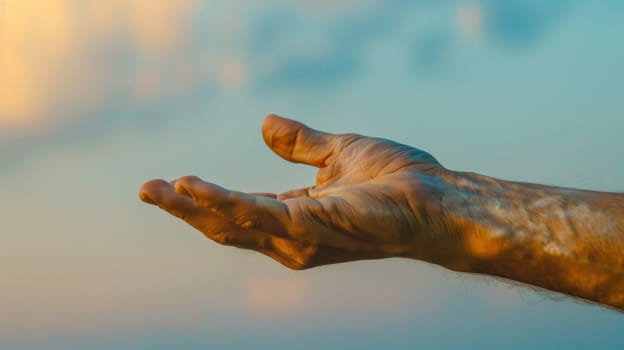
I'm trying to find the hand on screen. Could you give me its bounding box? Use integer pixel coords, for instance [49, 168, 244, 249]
[139, 115, 466, 270]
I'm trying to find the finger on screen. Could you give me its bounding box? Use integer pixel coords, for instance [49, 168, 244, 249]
[174, 176, 251, 212]
[140, 179, 202, 220]
[173, 176, 366, 248]
[140, 179, 161, 205]
[169, 179, 190, 197]
[262, 114, 344, 167]
[140, 179, 269, 249]
[173, 176, 293, 237]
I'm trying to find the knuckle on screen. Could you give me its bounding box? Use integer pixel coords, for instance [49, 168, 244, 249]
[258, 236, 272, 250]
[169, 208, 190, 221]
[212, 232, 233, 246]
[296, 245, 319, 268]
[177, 175, 200, 187]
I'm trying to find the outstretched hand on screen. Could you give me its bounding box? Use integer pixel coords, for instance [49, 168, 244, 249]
[140, 115, 463, 270]
[140, 115, 624, 309]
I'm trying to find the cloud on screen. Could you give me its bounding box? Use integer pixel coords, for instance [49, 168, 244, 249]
[255, 0, 577, 89]
[411, 29, 453, 75]
[476, 0, 574, 46]
[0, 0, 79, 128]
[0, 0, 580, 172]
[408, 0, 578, 75]
[0, 0, 201, 133]
[0, 0, 578, 132]
[0, 0, 237, 173]
[250, 1, 414, 90]
[3, 0, 409, 155]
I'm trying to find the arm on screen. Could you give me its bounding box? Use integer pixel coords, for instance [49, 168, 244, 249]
[437, 171, 624, 309]
[140, 114, 624, 310]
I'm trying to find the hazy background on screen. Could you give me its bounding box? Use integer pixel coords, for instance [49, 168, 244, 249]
[1, 1, 623, 349]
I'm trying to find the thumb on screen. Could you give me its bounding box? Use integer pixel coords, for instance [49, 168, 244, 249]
[261, 114, 342, 167]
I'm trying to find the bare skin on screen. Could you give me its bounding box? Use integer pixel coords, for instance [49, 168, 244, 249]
[140, 114, 624, 310]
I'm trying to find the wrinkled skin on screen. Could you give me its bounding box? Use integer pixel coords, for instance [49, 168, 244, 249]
[140, 115, 461, 270]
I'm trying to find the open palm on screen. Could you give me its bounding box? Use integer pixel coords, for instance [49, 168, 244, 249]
[140, 115, 457, 269]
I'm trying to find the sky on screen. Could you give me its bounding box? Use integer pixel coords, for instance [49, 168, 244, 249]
[1, 0, 623, 349]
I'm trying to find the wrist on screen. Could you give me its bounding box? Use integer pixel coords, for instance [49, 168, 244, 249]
[436, 170, 524, 273]
[401, 169, 480, 271]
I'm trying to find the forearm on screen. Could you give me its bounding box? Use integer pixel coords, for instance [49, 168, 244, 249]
[443, 171, 624, 310]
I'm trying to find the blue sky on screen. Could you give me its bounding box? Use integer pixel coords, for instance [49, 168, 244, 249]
[1, 1, 623, 349]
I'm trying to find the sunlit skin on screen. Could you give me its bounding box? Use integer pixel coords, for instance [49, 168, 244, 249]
[140, 114, 624, 310]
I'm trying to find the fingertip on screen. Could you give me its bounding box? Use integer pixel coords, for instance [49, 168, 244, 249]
[263, 113, 281, 123]
[139, 179, 171, 205]
[262, 113, 285, 132]
[262, 114, 300, 143]
[174, 176, 203, 198]
[262, 114, 280, 146]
